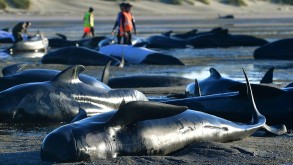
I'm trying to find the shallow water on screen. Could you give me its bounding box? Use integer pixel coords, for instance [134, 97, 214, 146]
[1, 17, 292, 85]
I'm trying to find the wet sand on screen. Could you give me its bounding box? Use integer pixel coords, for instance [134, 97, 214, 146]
[0, 63, 291, 165]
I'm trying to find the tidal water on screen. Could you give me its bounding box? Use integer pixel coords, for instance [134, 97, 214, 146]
[0, 17, 292, 85]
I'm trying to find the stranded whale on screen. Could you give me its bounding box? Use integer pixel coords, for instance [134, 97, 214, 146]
[99, 44, 184, 65]
[41, 46, 121, 66]
[0, 63, 110, 91]
[40, 70, 286, 162]
[0, 65, 147, 123]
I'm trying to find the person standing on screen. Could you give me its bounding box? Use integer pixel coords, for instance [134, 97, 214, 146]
[112, 3, 126, 44]
[12, 22, 31, 43]
[82, 7, 95, 38]
[120, 3, 136, 45]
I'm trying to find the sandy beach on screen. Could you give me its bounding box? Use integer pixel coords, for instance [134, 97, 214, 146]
[0, 0, 293, 164]
[1, 0, 293, 21]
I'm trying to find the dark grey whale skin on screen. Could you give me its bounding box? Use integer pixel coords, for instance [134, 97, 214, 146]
[254, 38, 293, 60]
[40, 71, 286, 163]
[108, 75, 193, 88]
[0, 63, 110, 92]
[164, 84, 293, 128]
[41, 46, 121, 66]
[0, 65, 147, 123]
[185, 67, 274, 97]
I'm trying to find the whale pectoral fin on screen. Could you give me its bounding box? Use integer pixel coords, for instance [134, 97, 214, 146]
[194, 79, 201, 97]
[261, 124, 287, 135]
[108, 101, 187, 127]
[230, 83, 285, 99]
[101, 61, 111, 84]
[260, 67, 274, 84]
[51, 65, 85, 84]
[209, 68, 222, 79]
[2, 63, 28, 76]
[71, 108, 87, 123]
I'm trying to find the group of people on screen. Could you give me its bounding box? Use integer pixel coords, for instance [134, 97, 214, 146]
[82, 2, 136, 45]
[12, 4, 136, 44]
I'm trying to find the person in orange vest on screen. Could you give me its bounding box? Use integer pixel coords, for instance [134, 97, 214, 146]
[112, 3, 126, 44]
[119, 3, 136, 45]
[82, 7, 95, 38]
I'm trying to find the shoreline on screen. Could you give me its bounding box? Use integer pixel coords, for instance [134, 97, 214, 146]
[0, 12, 293, 21]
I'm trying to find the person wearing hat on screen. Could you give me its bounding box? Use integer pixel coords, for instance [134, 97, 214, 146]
[82, 7, 95, 38]
[112, 3, 126, 44]
[119, 3, 136, 45]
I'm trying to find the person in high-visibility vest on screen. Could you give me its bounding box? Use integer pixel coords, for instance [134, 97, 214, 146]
[112, 3, 126, 44]
[119, 3, 136, 45]
[82, 7, 95, 38]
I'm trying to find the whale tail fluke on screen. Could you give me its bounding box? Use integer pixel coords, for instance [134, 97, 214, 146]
[261, 124, 287, 136]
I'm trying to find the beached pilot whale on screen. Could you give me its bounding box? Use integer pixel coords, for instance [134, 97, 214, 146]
[98, 36, 145, 48]
[163, 83, 293, 128]
[0, 65, 147, 123]
[187, 28, 268, 48]
[40, 70, 286, 163]
[48, 33, 106, 48]
[185, 67, 274, 97]
[253, 38, 293, 60]
[107, 74, 193, 88]
[145, 34, 188, 49]
[0, 29, 14, 43]
[161, 29, 198, 39]
[0, 63, 110, 91]
[99, 44, 184, 65]
[41, 46, 121, 66]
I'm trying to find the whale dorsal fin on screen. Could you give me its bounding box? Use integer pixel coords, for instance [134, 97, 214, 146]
[260, 67, 274, 84]
[209, 68, 222, 79]
[51, 65, 84, 83]
[2, 63, 28, 76]
[101, 61, 111, 84]
[161, 30, 173, 37]
[71, 108, 87, 123]
[108, 101, 187, 127]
